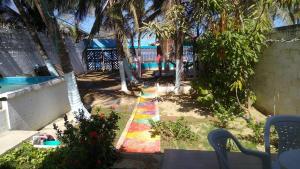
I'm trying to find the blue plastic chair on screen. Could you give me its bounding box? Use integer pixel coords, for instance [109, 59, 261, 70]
[264, 115, 300, 169]
[208, 129, 271, 169]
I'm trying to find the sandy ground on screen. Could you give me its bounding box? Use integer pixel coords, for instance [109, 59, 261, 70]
[158, 94, 210, 119]
[77, 71, 137, 112]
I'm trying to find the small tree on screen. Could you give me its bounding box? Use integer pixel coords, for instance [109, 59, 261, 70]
[192, 0, 272, 126]
[143, 2, 188, 94]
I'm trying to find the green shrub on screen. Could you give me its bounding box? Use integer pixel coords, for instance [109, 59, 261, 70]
[245, 117, 278, 150]
[192, 9, 271, 128]
[245, 117, 265, 144]
[0, 142, 55, 169]
[0, 110, 120, 169]
[149, 117, 198, 141]
[211, 102, 244, 128]
[52, 110, 120, 169]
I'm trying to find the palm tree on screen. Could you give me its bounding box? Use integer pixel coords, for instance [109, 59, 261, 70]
[76, 0, 138, 91]
[108, 0, 133, 92]
[33, 0, 90, 118]
[12, 0, 59, 76]
[126, 0, 165, 78]
[271, 0, 300, 25]
[75, 0, 165, 92]
[166, 0, 186, 94]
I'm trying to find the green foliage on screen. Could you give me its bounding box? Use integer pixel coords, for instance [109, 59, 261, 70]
[143, 4, 188, 39]
[52, 110, 120, 169]
[149, 117, 198, 141]
[0, 142, 55, 169]
[212, 102, 243, 128]
[197, 27, 268, 101]
[246, 117, 265, 144]
[192, 0, 272, 128]
[0, 110, 120, 169]
[192, 80, 214, 106]
[245, 117, 279, 150]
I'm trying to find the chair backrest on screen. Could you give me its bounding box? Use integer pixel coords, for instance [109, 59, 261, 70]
[264, 115, 300, 155]
[208, 129, 240, 169]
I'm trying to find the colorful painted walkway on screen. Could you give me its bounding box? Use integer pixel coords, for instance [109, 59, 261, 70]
[119, 87, 160, 153]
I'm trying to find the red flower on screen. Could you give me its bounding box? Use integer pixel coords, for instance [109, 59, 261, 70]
[96, 159, 102, 165]
[89, 131, 98, 138]
[91, 140, 97, 145]
[99, 113, 105, 119]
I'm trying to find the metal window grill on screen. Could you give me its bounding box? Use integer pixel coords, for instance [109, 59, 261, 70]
[86, 49, 119, 71]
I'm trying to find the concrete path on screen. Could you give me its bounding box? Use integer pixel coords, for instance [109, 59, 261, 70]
[0, 130, 38, 155]
[117, 87, 160, 153]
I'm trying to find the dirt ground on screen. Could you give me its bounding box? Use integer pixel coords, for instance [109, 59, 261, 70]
[76, 71, 192, 111]
[158, 94, 211, 119]
[77, 71, 163, 169]
[76, 71, 267, 167]
[77, 71, 137, 112]
[156, 92, 268, 151]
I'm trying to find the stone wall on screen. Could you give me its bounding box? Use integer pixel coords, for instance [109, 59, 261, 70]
[252, 25, 300, 115]
[0, 26, 87, 77]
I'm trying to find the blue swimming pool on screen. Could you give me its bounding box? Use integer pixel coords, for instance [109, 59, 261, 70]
[131, 62, 176, 70]
[0, 76, 55, 93]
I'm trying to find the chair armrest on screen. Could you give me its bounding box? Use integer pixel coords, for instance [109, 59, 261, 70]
[232, 136, 272, 169]
[241, 147, 269, 159]
[240, 147, 272, 169]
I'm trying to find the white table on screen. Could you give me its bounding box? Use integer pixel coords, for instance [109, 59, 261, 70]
[279, 149, 300, 169]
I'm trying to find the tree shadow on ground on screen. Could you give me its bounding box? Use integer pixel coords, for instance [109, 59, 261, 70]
[160, 94, 212, 117]
[77, 71, 138, 109]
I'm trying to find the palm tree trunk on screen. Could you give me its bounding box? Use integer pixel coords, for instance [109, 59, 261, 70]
[81, 0, 109, 72]
[121, 35, 138, 83]
[34, 0, 90, 118]
[116, 34, 129, 93]
[13, 0, 59, 76]
[192, 38, 197, 79]
[174, 30, 184, 94]
[137, 32, 142, 78]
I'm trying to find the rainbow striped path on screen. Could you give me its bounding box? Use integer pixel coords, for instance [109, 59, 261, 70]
[116, 87, 160, 153]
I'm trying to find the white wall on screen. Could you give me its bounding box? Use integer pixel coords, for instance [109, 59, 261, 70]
[0, 109, 8, 133]
[0, 78, 71, 130]
[252, 25, 300, 115]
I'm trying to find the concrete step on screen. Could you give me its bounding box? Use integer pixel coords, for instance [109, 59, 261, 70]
[0, 130, 38, 155]
[161, 149, 263, 169]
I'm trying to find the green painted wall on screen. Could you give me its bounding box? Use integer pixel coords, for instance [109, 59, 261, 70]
[252, 25, 300, 115]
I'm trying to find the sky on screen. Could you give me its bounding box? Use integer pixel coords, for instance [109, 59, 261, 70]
[274, 18, 286, 27]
